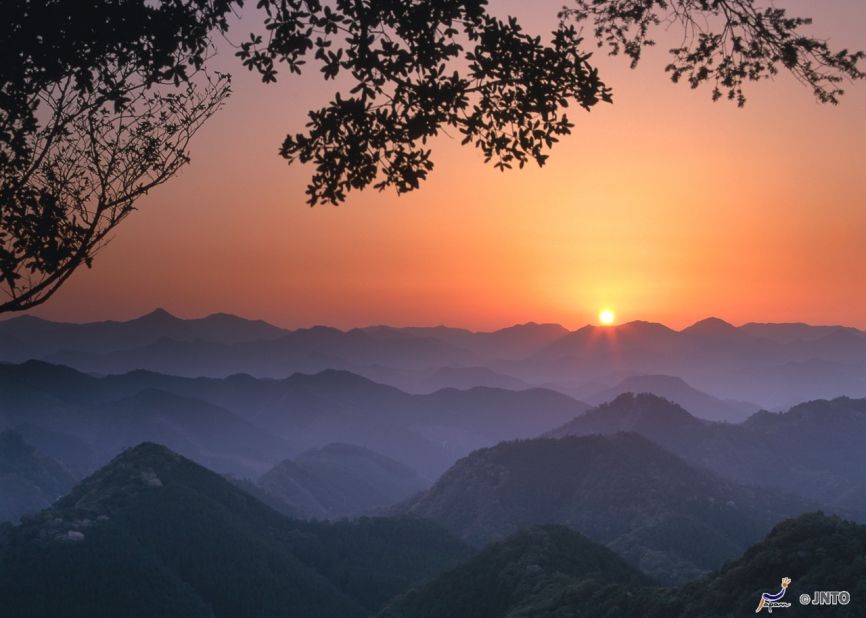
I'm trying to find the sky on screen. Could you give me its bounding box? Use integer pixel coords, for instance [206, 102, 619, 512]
[19, 1, 866, 331]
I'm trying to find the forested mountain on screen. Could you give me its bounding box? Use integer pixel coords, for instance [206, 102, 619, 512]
[0, 443, 471, 618]
[258, 443, 428, 519]
[0, 361, 587, 478]
[398, 434, 809, 583]
[549, 393, 866, 518]
[380, 512, 866, 618]
[0, 431, 76, 523]
[379, 525, 655, 618]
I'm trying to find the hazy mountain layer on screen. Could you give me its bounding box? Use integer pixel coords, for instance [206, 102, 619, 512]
[584, 374, 758, 422]
[4, 311, 866, 409]
[0, 361, 587, 478]
[258, 443, 428, 519]
[0, 431, 76, 523]
[549, 393, 866, 517]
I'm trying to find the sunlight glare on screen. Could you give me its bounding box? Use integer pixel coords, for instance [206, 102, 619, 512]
[599, 309, 616, 326]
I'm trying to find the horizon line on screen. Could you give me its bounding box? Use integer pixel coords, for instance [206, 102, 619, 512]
[3, 307, 863, 335]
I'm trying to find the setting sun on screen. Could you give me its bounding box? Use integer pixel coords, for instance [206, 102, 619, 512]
[599, 309, 616, 326]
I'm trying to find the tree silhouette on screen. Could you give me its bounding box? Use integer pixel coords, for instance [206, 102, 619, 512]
[560, 0, 865, 106]
[0, 74, 228, 312]
[239, 0, 862, 205]
[1, 0, 232, 312]
[1, 0, 862, 312]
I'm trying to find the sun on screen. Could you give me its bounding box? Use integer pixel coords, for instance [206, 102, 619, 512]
[598, 309, 616, 326]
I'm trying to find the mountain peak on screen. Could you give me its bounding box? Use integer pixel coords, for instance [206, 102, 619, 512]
[603, 392, 698, 423]
[135, 308, 178, 322]
[494, 321, 568, 334]
[618, 320, 675, 332]
[53, 442, 184, 514]
[682, 316, 737, 335]
[548, 392, 702, 440]
[113, 441, 181, 464]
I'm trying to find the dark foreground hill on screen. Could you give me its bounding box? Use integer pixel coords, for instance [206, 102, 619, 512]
[381, 512, 866, 618]
[398, 434, 810, 584]
[0, 443, 471, 618]
[379, 525, 655, 618]
[258, 443, 428, 519]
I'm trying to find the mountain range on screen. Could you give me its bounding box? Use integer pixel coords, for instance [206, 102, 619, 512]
[4, 310, 866, 410]
[4, 308, 866, 615]
[257, 443, 428, 520]
[0, 360, 588, 480]
[381, 512, 866, 617]
[3, 440, 863, 618]
[581, 374, 758, 422]
[397, 433, 811, 584]
[549, 392, 866, 518]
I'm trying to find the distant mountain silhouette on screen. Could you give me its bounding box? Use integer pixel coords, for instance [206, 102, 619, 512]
[0, 308, 288, 361]
[537, 321, 680, 366]
[78, 389, 292, 477]
[680, 316, 739, 336]
[528, 319, 866, 408]
[549, 393, 866, 518]
[740, 321, 866, 343]
[379, 512, 866, 617]
[363, 322, 569, 360]
[258, 443, 428, 519]
[398, 433, 809, 583]
[5, 312, 866, 407]
[0, 363, 290, 478]
[0, 361, 588, 478]
[585, 374, 758, 422]
[0, 443, 472, 618]
[41, 326, 479, 378]
[0, 430, 76, 523]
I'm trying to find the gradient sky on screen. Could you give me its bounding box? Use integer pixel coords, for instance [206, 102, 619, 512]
[20, 1, 866, 330]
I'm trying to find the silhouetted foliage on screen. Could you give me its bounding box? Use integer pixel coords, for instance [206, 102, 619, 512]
[1, 0, 232, 313]
[2, 1, 862, 312]
[560, 0, 865, 106]
[239, 0, 862, 205]
[238, 2, 612, 204]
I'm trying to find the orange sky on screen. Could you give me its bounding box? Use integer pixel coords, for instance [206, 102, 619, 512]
[20, 1, 866, 331]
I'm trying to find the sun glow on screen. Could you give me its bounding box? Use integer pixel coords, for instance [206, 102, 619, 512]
[599, 309, 616, 326]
